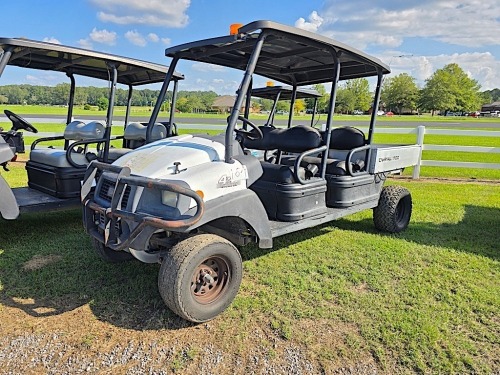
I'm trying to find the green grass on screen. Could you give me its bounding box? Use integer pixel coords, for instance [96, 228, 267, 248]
[5, 104, 500, 123]
[0, 180, 498, 373]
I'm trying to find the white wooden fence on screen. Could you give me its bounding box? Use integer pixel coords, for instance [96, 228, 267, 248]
[376, 125, 500, 179]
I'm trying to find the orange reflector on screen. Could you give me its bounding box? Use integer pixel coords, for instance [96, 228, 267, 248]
[196, 190, 205, 200]
[230, 23, 243, 35]
[266, 81, 274, 87]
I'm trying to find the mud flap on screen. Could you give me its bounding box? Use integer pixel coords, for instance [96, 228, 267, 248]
[0, 174, 19, 219]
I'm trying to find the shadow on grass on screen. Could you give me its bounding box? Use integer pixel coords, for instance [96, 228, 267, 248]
[0, 204, 497, 331]
[0, 210, 193, 331]
[330, 204, 499, 261]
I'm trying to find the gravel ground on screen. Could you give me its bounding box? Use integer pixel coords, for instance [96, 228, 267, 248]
[0, 331, 379, 374]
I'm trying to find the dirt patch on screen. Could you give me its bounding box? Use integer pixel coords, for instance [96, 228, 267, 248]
[390, 175, 500, 185]
[22, 254, 63, 271]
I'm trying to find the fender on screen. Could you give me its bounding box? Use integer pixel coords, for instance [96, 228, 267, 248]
[184, 189, 273, 248]
[0, 174, 19, 219]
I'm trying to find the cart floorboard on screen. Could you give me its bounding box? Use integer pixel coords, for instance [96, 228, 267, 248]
[269, 200, 377, 238]
[13, 187, 80, 214]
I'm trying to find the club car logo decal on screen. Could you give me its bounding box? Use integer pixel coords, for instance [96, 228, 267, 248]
[217, 166, 248, 189]
[378, 155, 400, 162]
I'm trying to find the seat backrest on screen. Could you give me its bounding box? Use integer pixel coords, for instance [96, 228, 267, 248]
[244, 125, 322, 153]
[327, 126, 365, 150]
[124, 122, 166, 141]
[64, 120, 105, 141]
[325, 126, 365, 160]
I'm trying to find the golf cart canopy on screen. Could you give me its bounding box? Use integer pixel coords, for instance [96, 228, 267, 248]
[251, 86, 321, 100]
[0, 37, 184, 85]
[165, 20, 389, 85]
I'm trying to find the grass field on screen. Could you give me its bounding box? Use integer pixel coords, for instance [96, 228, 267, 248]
[0, 177, 498, 373]
[4, 104, 500, 123]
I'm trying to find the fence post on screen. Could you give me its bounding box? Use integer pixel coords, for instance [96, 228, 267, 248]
[412, 125, 425, 179]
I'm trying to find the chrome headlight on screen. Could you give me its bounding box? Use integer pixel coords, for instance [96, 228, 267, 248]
[161, 191, 179, 207]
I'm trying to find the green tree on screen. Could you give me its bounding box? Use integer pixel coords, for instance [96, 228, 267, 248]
[257, 98, 273, 112]
[420, 63, 481, 115]
[381, 73, 419, 114]
[176, 97, 190, 113]
[305, 84, 330, 113]
[97, 96, 109, 111]
[52, 83, 70, 105]
[335, 78, 371, 114]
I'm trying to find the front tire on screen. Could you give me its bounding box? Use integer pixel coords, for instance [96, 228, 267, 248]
[92, 238, 135, 263]
[373, 185, 412, 233]
[158, 234, 243, 323]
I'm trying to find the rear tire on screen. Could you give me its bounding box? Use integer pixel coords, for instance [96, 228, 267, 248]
[158, 234, 242, 323]
[373, 185, 412, 233]
[92, 238, 135, 263]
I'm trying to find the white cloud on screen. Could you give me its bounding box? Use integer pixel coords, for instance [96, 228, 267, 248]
[161, 37, 171, 46]
[383, 52, 500, 90]
[89, 28, 117, 45]
[294, 1, 500, 89]
[147, 33, 159, 42]
[299, 1, 500, 49]
[25, 72, 64, 86]
[91, 0, 190, 28]
[42, 37, 61, 44]
[182, 77, 239, 95]
[191, 62, 226, 72]
[77, 39, 93, 50]
[295, 11, 323, 32]
[125, 30, 147, 47]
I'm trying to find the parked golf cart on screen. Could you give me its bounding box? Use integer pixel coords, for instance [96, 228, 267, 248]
[82, 21, 421, 322]
[0, 37, 183, 219]
[251, 85, 322, 128]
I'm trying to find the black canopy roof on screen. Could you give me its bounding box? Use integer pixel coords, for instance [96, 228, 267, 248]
[0, 37, 184, 86]
[165, 20, 389, 86]
[251, 85, 321, 100]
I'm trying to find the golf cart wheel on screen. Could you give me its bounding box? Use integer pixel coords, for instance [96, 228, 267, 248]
[373, 185, 412, 233]
[91, 237, 135, 263]
[158, 234, 242, 323]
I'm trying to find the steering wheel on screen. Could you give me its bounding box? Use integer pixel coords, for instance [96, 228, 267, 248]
[4, 110, 38, 133]
[231, 116, 263, 141]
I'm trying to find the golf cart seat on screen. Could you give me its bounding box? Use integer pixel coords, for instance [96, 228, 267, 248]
[106, 122, 168, 162]
[26, 120, 106, 198]
[247, 125, 327, 221]
[244, 125, 323, 183]
[29, 120, 105, 168]
[282, 126, 367, 176]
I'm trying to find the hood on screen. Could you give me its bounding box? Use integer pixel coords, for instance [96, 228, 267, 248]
[113, 134, 226, 179]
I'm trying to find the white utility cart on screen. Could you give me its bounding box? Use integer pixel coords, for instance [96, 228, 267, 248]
[82, 21, 421, 322]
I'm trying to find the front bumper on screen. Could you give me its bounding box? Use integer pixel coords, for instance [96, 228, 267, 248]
[81, 161, 204, 251]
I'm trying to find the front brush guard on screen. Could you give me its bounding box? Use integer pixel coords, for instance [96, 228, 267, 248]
[82, 161, 204, 251]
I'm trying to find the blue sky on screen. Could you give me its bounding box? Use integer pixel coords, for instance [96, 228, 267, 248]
[2, 0, 499, 93]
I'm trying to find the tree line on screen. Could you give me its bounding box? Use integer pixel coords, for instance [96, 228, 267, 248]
[1, 63, 498, 115]
[0, 83, 220, 113]
[332, 63, 497, 115]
